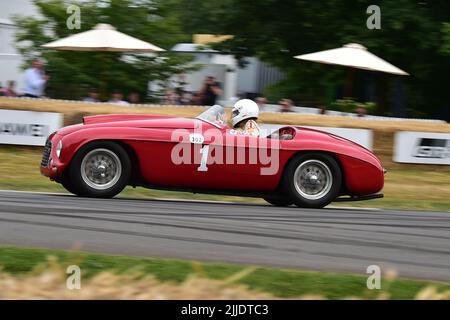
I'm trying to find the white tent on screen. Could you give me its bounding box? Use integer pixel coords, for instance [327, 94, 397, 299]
[42, 23, 164, 53]
[295, 43, 408, 75]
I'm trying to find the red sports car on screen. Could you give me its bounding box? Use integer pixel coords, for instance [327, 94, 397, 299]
[40, 105, 384, 208]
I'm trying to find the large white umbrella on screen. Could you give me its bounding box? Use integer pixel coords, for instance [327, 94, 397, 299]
[42, 23, 164, 52]
[41, 23, 164, 99]
[294, 43, 408, 75]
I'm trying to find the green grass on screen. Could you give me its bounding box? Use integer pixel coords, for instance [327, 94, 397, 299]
[0, 246, 449, 299]
[0, 145, 449, 210]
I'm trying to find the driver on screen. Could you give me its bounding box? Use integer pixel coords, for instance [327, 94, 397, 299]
[231, 99, 261, 137]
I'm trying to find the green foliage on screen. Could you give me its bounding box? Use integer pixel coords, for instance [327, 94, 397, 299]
[13, 0, 194, 100]
[330, 98, 377, 114]
[441, 23, 450, 55]
[170, 0, 450, 119]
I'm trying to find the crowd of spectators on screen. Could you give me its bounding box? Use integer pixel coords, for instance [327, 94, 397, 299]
[2, 58, 367, 116]
[162, 75, 223, 106]
[82, 88, 142, 105]
[78, 75, 224, 106]
[0, 58, 48, 99]
[1, 59, 296, 111]
[0, 58, 47, 98]
[159, 75, 300, 114]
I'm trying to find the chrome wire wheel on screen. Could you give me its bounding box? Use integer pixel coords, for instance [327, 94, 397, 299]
[80, 148, 122, 190]
[293, 159, 333, 200]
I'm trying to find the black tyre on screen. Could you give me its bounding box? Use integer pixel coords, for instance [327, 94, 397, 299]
[60, 176, 81, 196]
[282, 153, 342, 208]
[263, 195, 293, 207]
[69, 141, 131, 198]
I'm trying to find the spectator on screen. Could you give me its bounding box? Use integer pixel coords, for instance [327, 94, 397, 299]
[2, 81, 18, 97]
[83, 88, 100, 102]
[128, 92, 141, 104]
[255, 96, 268, 110]
[190, 92, 202, 105]
[319, 105, 327, 115]
[23, 58, 49, 98]
[279, 98, 294, 112]
[355, 105, 367, 117]
[108, 90, 129, 105]
[174, 74, 190, 97]
[180, 92, 193, 105]
[164, 89, 179, 105]
[200, 76, 222, 106]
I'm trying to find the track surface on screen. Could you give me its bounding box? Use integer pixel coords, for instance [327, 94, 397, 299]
[0, 190, 449, 281]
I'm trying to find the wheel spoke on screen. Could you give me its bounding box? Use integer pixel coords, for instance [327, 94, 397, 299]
[293, 159, 333, 200]
[80, 148, 122, 190]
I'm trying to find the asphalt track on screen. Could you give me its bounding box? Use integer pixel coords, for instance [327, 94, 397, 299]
[0, 190, 449, 281]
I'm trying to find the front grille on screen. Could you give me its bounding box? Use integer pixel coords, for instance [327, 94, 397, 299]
[41, 139, 52, 167]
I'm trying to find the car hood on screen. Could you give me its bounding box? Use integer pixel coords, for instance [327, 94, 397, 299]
[83, 114, 175, 125]
[57, 114, 198, 136]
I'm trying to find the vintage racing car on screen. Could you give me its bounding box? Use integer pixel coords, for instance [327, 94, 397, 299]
[40, 105, 384, 208]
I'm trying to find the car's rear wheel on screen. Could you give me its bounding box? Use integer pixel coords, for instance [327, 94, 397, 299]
[69, 141, 131, 198]
[263, 195, 293, 207]
[282, 153, 342, 208]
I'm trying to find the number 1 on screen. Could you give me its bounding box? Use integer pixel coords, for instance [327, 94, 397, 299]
[197, 145, 209, 172]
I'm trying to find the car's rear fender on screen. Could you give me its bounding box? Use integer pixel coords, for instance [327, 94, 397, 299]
[279, 147, 383, 196]
[277, 150, 344, 192]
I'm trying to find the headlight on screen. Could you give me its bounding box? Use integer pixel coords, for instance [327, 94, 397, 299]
[56, 140, 62, 158]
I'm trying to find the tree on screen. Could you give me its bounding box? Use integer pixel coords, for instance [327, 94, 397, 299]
[14, 0, 194, 101]
[171, 0, 450, 119]
[441, 23, 450, 55]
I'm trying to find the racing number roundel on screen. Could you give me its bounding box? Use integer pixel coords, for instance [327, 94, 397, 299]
[189, 134, 208, 172]
[189, 133, 204, 144]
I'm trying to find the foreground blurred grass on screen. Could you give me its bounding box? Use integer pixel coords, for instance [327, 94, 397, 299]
[0, 246, 449, 299]
[0, 146, 449, 211]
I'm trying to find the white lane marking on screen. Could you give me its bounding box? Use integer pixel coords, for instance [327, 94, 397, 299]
[0, 189, 70, 196]
[327, 206, 382, 211]
[3, 190, 446, 213]
[150, 197, 235, 205]
[0, 189, 235, 205]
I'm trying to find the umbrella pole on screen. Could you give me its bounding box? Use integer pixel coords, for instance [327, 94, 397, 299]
[344, 68, 355, 99]
[100, 52, 108, 101]
[376, 73, 388, 115]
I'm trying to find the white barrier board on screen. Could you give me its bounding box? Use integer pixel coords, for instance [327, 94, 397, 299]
[261, 124, 373, 150]
[0, 109, 63, 146]
[393, 131, 450, 165]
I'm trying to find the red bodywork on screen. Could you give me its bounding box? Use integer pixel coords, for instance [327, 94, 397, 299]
[40, 114, 384, 197]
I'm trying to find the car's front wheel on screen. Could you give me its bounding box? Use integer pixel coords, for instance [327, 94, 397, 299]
[69, 141, 131, 198]
[60, 175, 81, 196]
[263, 195, 293, 207]
[282, 153, 342, 208]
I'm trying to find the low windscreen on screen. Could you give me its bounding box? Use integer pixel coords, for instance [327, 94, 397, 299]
[195, 105, 227, 128]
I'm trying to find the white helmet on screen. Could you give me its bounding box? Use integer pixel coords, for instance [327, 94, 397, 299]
[231, 99, 259, 127]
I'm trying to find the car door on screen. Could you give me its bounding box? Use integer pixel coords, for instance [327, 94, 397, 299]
[193, 128, 282, 192]
[127, 121, 211, 188]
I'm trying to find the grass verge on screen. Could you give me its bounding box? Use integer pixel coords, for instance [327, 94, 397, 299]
[0, 246, 449, 299]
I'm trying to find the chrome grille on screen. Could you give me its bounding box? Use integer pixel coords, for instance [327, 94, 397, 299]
[41, 139, 52, 167]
